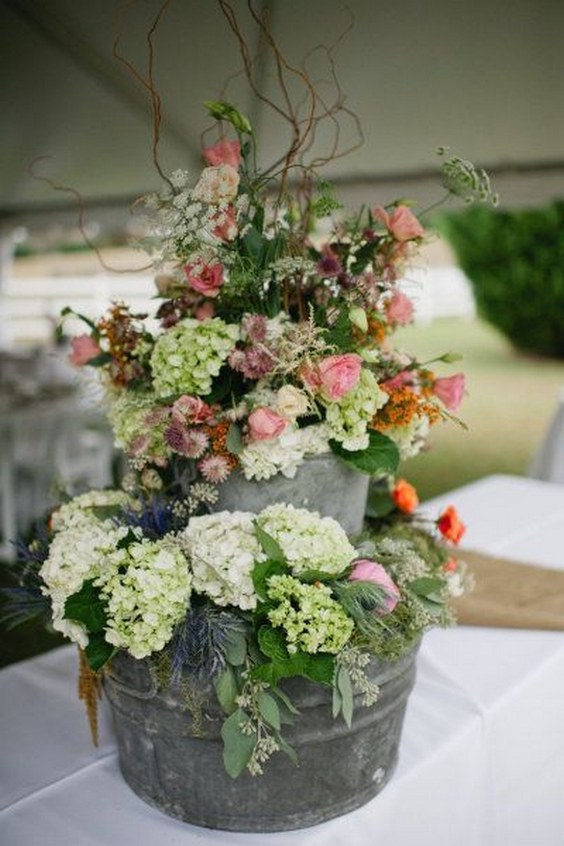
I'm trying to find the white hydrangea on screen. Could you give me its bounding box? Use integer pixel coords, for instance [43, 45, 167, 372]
[239, 424, 330, 481]
[98, 538, 192, 659]
[150, 317, 239, 398]
[325, 368, 388, 451]
[180, 511, 265, 610]
[384, 414, 430, 460]
[40, 520, 130, 647]
[50, 489, 131, 533]
[257, 503, 356, 575]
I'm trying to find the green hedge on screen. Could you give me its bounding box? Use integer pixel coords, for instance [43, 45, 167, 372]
[437, 201, 564, 358]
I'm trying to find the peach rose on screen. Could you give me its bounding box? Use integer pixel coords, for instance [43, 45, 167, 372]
[213, 205, 238, 241]
[276, 385, 310, 419]
[373, 205, 425, 242]
[433, 374, 465, 411]
[68, 334, 101, 366]
[171, 395, 214, 425]
[184, 261, 225, 298]
[349, 559, 400, 614]
[203, 140, 241, 169]
[392, 479, 419, 513]
[247, 407, 288, 441]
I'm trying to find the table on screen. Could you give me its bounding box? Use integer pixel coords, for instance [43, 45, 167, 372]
[1, 474, 563, 845]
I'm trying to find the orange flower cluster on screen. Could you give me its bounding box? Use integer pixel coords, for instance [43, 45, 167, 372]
[203, 420, 238, 470]
[372, 386, 420, 430]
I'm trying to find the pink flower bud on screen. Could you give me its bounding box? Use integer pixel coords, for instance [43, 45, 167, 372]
[349, 559, 400, 614]
[68, 334, 101, 366]
[247, 407, 288, 441]
[433, 373, 465, 412]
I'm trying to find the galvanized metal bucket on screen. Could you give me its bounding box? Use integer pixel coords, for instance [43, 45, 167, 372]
[104, 643, 419, 832]
[213, 453, 370, 536]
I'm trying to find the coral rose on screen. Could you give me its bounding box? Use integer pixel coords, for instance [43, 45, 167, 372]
[433, 373, 465, 412]
[171, 395, 215, 425]
[247, 407, 288, 441]
[349, 559, 400, 614]
[392, 479, 419, 513]
[184, 262, 225, 298]
[203, 139, 241, 169]
[68, 334, 101, 366]
[193, 164, 240, 203]
[373, 205, 425, 242]
[437, 505, 466, 544]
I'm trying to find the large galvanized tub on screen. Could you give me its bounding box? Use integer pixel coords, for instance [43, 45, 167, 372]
[104, 643, 419, 832]
[213, 453, 370, 536]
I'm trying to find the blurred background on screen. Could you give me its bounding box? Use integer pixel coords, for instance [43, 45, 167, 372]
[2, 0, 564, 662]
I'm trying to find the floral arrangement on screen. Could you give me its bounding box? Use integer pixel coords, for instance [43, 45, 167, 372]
[3, 94, 493, 777]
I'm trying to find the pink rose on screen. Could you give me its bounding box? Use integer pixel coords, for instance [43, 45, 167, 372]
[172, 395, 214, 425]
[68, 334, 101, 366]
[312, 354, 362, 401]
[184, 262, 225, 298]
[373, 205, 424, 242]
[247, 407, 288, 441]
[387, 292, 414, 326]
[203, 140, 241, 169]
[382, 370, 413, 391]
[433, 373, 465, 411]
[349, 559, 400, 614]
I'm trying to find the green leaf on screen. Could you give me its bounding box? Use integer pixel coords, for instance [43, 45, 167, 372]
[329, 430, 400, 476]
[203, 100, 252, 134]
[214, 666, 239, 714]
[252, 559, 287, 602]
[116, 529, 138, 551]
[258, 692, 281, 730]
[221, 709, 256, 779]
[226, 423, 244, 455]
[332, 683, 343, 719]
[365, 488, 395, 519]
[258, 625, 290, 662]
[324, 306, 354, 351]
[84, 632, 116, 671]
[86, 352, 113, 367]
[254, 523, 286, 563]
[64, 580, 107, 633]
[240, 227, 265, 267]
[224, 631, 247, 666]
[275, 733, 299, 767]
[272, 686, 300, 717]
[303, 653, 335, 686]
[297, 568, 341, 584]
[337, 666, 354, 727]
[409, 576, 444, 604]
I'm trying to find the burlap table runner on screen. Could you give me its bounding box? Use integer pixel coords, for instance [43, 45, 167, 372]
[451, 549, 564, 630]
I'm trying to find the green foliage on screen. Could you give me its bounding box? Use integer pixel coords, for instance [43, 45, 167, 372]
[438, 202, 564, 358]
[330, 430, 400, 476]
[221, 708, 256, 778]
[64, 580, 107, 633]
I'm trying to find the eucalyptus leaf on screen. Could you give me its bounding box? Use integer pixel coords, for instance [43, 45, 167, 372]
[221, 709, 256, 779]
[332, 684, 343, 719]
[409, 576, 444, 604]
[337, 666, 354, 728]
[276, 733, 299, 768]
[226, 423, 244, 455]
[258, 692, 281, 730]
[225, 631, 247, 666]
[214, 666, 239, 714]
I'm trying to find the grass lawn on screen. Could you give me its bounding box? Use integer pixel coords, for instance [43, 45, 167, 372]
[2, 315, 564, 667]
[397, 317, 564, 499]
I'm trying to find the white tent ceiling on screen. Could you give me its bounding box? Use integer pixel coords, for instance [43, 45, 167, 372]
[2, 0, 564, 230]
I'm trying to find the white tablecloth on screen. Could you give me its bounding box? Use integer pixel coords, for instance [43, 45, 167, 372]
[1, 474, 564, 845]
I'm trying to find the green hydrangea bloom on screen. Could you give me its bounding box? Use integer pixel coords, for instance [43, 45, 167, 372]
[267, 574, 354, 654]
[150, 317, 239, 398]
[325, 368, 387, 451]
